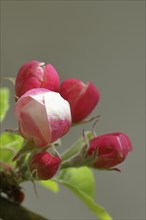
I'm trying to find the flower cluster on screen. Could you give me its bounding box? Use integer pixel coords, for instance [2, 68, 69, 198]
[14, 60, 132, 180]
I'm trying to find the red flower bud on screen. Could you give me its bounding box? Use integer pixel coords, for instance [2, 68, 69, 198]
[11, 190, 25, 204]
[29, 152, 61, 180]
[15, 60, 60, 97]
[88, 132, 132, 170]
[60, 78, 100, 123]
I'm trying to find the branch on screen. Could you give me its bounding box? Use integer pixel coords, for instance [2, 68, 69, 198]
[0, 196, 48, 220]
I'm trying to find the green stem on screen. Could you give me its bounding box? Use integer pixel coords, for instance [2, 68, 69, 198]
[61, 136, 85, 161]
[0, 196, 48, 220]
[61, 131, 93, 162]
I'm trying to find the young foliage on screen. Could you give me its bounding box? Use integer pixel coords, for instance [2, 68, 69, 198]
[0, 132, 24, 167]
[40, 180, 59, 193]
[56, 166, 112, 220]
[0, 88, 10, 122]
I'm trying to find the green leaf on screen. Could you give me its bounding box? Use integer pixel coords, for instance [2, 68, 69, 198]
[57, 167, 112, 220]
[0, 132, 24, 166]
[40, 179, 59, 193]
[13, 141, 38, 161]
[58, 166, 95, 198]
[0, 88, 10, 122]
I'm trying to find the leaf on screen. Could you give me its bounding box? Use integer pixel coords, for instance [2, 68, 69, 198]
[13, 141, 38, 161]
[0, 132, 24, 166]
[40, 179, 59, 193]
[58, 166, 95, 198]
[0, 88, 10, 122]
[57, 167, 112, 220]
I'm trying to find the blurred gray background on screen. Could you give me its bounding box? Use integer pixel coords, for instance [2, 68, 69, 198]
[1, 1, 145, 219]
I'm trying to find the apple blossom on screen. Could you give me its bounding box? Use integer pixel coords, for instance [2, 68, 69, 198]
[59, 78, 100, 123]
[15, 60, 60, 97]
[29, 152, 61, 180]
[87, 132, 132, 170]
[14, 88, 71, 147]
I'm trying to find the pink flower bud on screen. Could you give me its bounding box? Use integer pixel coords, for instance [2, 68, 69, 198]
[59, 78, 100, 123]
[14, 88, 71, 147]
[29, 152, 61, 180]
[88, 132, 132, 170]
[15, 60, 60, 97]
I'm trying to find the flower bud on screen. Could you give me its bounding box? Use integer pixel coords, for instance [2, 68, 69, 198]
[14, 88, 71, 147]
[87, 132, 132, 170]
[15, 60, 60, 97]
[29, 152, 61, 180]
[11, 190, 25, 204]
[59, 78, 100, 123]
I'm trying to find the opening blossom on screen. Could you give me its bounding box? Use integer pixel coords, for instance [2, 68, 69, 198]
[15, 60, 60, 97]
[60, 78, 100, 123]
[14, 88, 71, 147]
[87, 132, 132, 171]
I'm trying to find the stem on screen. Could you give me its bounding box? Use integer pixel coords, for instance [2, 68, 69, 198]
[61, 136, 84, 161]
[0, 196, 48, 220]
[61, 131, 93, 162]
[72, 115, 100, 127]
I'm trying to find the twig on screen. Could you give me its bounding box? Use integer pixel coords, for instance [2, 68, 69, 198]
[0, 196, 48, 220]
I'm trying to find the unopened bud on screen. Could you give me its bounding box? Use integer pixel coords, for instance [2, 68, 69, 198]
[29, 152, 61, 180]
